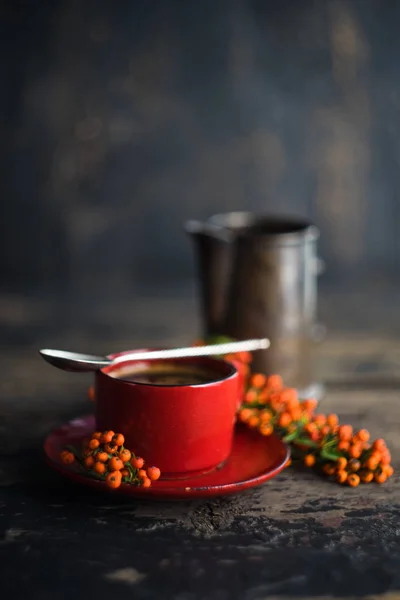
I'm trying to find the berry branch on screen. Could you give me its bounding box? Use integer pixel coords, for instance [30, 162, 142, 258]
[219, 340, 394, 487]
[60, 431, 161, 489]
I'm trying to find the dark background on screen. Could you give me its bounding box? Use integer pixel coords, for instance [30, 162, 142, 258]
[1, 0, 399, 304]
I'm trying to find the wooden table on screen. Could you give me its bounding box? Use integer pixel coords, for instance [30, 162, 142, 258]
[1, 287, 400, 599]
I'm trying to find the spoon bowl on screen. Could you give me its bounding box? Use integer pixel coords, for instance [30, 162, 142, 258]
[39, 349, 112, 372]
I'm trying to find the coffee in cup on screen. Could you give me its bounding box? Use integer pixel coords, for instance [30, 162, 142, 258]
[109, 362, 222, 386]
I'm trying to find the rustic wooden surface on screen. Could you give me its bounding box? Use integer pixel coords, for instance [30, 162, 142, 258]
[1, 288, 400, 599]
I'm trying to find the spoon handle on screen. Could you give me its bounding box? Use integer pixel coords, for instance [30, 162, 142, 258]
[112, 338, 270, 365]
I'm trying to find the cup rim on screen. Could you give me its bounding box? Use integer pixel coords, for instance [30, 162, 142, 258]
[98, 350, 238, 389]
[209, 211, 319, 244]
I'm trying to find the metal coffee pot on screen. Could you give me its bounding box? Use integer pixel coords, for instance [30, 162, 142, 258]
[185, 212, 325, 400]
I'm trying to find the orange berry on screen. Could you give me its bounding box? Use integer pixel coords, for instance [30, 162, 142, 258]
[236, 351, 252, 364]
[238, 408, 254, 423]
[302, 398, 318, 412]
[372, 438, 386, 452]
[94, 461, 106, 475]
[147, 466, 161, 481]
[360, 470, 374, 483]
[305, 422, 317, 434]
[91, 431, 102, 440]
[106, 471, 122, 489]
[131, 456, 145, 469]
[97, 451, 109, 463]
[245, 389, 257, 403]
[322, 463, 336, 476]
[87, 386, 95, 401]
[308, 428, 319, 441]
[259, 423, 273, 436]
[119, 449, 132, 463]
[266, 374, 283, 391]
[338, 425, 353, 441]
[259, 410, 272, 423]
[141, 477, 152, 488]
[314, 414, 326, 427]
[320, 425, 331, 436]
[349, 444, 362, 459]
[327, 414, 339, 428]
[278, 412, 292, 428]
[336, 470, 348, 484]
[269, 394, 282, 411]
[250, 373, 266, 388]
[337, 457, 347, 471]
[355, 429, 370, 443]
[380, 450, 391, 465]
[286, 396, 300, 411]
[109, 457, 124, 471]
[248, 415, 260, 428]
[370, 450, 382, 461]
[89, 438, 100, 450]
[384, 465, 394, 477]
[60, 450, 75, 465]
[289, 406, 302, 421]
[302, 429, 318, 442]
[280, 388, 298, 405]
[121, 468, 129, 478]
[366, 456, 379, 471]
[348, 459, 361, 472]
[138, 469, 147, 479]
[113, 433, 125, 447]
[337, 440, 349, 452]
[304, 454, 316, 467]
[350, 435, 358, 446]
[84, 455, 95, 468]
[101, 431, 115, 444]
[257, 390, 269, 404]
[374, 471, 387, 484]
[104, 443, 118, 455]
[347, 473, 360, 487]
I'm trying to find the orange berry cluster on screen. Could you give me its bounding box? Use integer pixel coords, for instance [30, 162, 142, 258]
[304, 429, 394, 487]
[60, 430, 161, 490]
[221, 343, 394, 487]
[237, 373, 316, 439]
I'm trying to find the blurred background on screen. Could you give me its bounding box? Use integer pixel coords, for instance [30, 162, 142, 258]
[1, 0, 400, 353]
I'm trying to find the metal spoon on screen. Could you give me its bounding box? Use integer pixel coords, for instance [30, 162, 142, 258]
[39, 338, 270, 373]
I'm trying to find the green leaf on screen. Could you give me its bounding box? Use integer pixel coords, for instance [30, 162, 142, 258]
[320, 449, 341, 461]
[293, 438, 319, 448]
[205, 334, 235, 345]
[282, 431, 298, 443]
[323, 437, 337, 447]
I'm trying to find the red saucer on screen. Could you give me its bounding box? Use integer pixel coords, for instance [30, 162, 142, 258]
[44, 415, 290, 500]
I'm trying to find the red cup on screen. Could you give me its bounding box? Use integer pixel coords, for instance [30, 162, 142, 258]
[95, 350, 239, 478]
